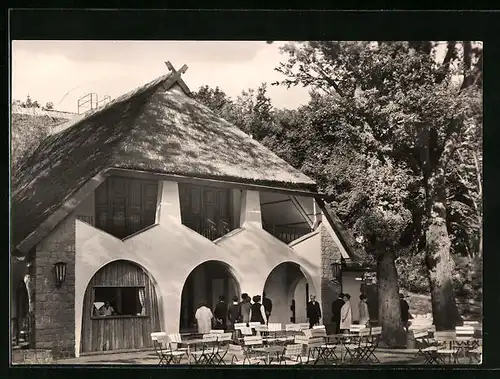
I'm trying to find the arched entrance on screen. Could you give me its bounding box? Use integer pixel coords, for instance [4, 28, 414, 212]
[80, 260, 160, 353]
[179, 260, 240, 333]
[263, 262, 314, 325]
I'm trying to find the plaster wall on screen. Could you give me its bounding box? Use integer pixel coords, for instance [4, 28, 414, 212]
[74, 184, 322, 356]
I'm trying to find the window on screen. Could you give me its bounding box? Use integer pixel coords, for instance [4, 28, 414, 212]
[178, 183, 234, 240]
[95, 177, 158, 238]
[92, 287, 147, 318]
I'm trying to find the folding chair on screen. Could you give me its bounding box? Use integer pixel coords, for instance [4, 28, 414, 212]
[455, 326, 478, 363]
[271, 343, 304, 365]
[242, 336, 267, 364]
[191, 334, 219, 364]
[267, 323, 283, 345]
[214, 332, 233, 364]
[304, 337, 326, 365]
[435, 331, 458, 364]
[234, 323, 247, 339]
[414, 329, 439, 364]
[151, 332, 169, 365]
[343, 327, 371, 363]
[227, 343, 262, 365]
[358, 327, 381, 363]
[281, 324, 300, 344]
[168, 333, 189, 353]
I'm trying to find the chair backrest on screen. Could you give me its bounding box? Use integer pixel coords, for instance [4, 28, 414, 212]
[435, 331, 457, 342]
[370, 326, 382, 336]
[298, 323, 310, 330]
[234, 323, 247, 330]
[168, 333, 183, 343]
[255, 324, 268, 332]
[350, 324, 364, 333]
[413, 329, 429, 340]
[268, 323, 282, 332]
[303, 329, 313, 339]
[311, 328, 327, 338]
[243, 336, 263, 346]
[285, 324, 300, 332]
[248, 322, 261, 328]
[210, 329, 225, 334]
[307, 337, 324, 348]
[285, 344, 303, 356]
[456, 326, 475, 338]
[463, 321, 480, 326]
[202, 334, 219, 342]
[312, 325, 325, 330]
[218, 332, 233, 342]
[150, 332, 167, 341]
[359, 328, 371, 338]
[240, 327, 253, 336]
[294, 335, 309, 345]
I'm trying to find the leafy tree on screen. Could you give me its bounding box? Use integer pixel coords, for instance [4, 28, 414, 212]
[44, 102, 54, 110]
[273, 41, 482, 330]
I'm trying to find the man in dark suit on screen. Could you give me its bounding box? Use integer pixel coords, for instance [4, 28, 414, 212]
[331, 293, 345, 334]
[307, 295, 322, 329]
[262, 292, 273, 324]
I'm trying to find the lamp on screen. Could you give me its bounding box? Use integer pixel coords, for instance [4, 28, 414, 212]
[331, 262, 342, 280]
[54, 262, 67, 288]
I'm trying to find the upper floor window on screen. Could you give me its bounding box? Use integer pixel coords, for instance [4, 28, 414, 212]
[95, 177, 158, 239]
[178, 183, 235, 241]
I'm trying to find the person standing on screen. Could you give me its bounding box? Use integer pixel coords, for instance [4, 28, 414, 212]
[339, 294, 352, 333]
[306, 294, 322, 329]
[249, 295, 267, 325]
[227, 296, 241, 330]
[331, 293, 345, 334]
[213, 295, 228, 330]
[358, 294, 370, 327]
[240, 293, 252, 326]
[195, 301, 214, 334]
[399, 293, 411, 332]
[262, 292, 273, 324]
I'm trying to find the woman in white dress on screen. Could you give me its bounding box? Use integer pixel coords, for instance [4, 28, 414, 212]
[339, 294, 352, 333]
[195, 302, 214, 334]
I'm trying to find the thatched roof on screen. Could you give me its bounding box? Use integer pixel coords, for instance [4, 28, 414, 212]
[11, 69, 316, 251]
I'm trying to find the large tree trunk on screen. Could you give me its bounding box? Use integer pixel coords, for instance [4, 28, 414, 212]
[425, 169, 463, 330]
[377, 250, 407, 347]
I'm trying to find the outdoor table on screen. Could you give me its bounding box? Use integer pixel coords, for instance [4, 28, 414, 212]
[326, 333, 360, 363]
[178, 338, 208, 364]
[251, 345, 286, 365]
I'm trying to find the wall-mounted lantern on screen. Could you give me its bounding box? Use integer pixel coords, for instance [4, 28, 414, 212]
[54, 261, 67, 288]
[331, 262, 342, 281]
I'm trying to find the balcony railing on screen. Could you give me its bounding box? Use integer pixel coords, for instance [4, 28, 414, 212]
[184, 218, 232, 241]
[264, 224, 312, 244]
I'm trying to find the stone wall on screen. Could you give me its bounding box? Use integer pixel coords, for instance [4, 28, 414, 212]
[34, 214, 76, 359]
[320, 224, 342, 325]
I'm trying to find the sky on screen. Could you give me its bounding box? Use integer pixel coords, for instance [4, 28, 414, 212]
[11, 41, 311, 113]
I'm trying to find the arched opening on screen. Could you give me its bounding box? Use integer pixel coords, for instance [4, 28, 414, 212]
[80, 260, 160, 353]
[179, 260, 240, 333]
[263, 262, 314, 325]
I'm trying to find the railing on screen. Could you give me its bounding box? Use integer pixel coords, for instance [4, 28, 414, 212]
[184, 218, 232, 241]
[263, 224, 312, 244]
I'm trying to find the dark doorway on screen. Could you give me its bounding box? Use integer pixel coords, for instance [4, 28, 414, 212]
[179, 261, 240, 333]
